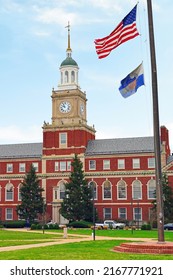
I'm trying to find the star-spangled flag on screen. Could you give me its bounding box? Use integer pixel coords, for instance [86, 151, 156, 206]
[94, 5, 139, 59]
[119, 63, 144, 98]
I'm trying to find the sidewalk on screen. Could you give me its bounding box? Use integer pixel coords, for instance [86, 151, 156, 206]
[0, 228, 155, 252]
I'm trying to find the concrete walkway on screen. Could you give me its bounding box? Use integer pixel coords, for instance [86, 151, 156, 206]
[0, 228, 155, 252]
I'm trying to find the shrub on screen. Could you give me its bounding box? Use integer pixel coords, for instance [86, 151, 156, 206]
[43, 224, 48, 230]
[53, 223, 59, 229]
[48, 224, 54, 229]
[68, 221, 92, 228]
[36, 224, 42, 230]
[2, 221, 26, 228]
[141, 224, 151, 230]
[31, 224, 37, 230]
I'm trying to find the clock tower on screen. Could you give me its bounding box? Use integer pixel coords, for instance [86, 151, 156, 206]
[42, 23, 95, 156]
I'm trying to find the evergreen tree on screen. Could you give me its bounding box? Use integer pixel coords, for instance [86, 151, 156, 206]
[152, 173, 173, 222]
[16, 164, 44, 224]
[60, 154, 93, 222]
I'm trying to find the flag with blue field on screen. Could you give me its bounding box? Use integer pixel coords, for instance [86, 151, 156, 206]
[119, 63, 144, 98]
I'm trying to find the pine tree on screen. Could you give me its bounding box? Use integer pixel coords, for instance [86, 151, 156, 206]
[162, 173, 173, 221]
[60, 154, 93, 222]
[152, 173, 173, 222]
[16, 164, 44, 224]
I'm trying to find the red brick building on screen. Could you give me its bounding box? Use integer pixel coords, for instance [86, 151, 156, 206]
[0, 29, 173, 225]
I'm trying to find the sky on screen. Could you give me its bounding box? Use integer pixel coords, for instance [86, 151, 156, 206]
[0, 0, 173, 152]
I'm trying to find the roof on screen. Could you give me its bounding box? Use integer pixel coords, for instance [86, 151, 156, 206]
[85, 137, 154, 156]
[60, 56, 78, 67]
[0, 143, 43, 159]
[167, 155, 173, 164]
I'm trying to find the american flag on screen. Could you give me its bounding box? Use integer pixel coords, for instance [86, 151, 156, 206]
[94, 5, 139, 59]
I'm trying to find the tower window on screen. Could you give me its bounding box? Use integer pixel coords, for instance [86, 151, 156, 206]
[60, 133, 67, 148]
[65, 71, 69, 83]
[71, 71, 75, 83]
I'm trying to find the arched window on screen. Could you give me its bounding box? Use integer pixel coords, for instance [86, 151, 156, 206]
[88, 181, 97, 199]
[61, 72, 63, 84]
[18, 183, 23, 201]
[71, 71, 75, 83]
[132, 180, 142, 200]
[103, 180, 111, 199]
[5, 183, 14, 201]
[59, 181, 66, 200]
[65, 71, 69, 83]
[117, 180, 127, 199]
[147, 179, 156, 199]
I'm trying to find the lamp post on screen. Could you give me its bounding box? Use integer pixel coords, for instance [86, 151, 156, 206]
[42, 198, 46, 234]
[137, 199, 140, 230]
[131, 197, 134, 234]
[91, 181, 95, 241]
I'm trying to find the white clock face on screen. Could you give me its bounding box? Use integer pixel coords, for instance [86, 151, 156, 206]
[59, 101, 71, 113]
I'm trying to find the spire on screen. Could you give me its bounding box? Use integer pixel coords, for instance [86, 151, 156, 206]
[65, 21, 72, 57]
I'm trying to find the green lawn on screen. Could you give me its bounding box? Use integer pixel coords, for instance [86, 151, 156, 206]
[0, 240, 173, 260]
[0, 228, 172, 260]
[67, 228, 173, 240]
[0, 229, 63, 247]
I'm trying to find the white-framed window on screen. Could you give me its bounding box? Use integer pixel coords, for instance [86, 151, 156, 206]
[67, 161, 71, 171]
[6, 208, 13, 220]
[7, 163, 13, 173]
[148, 158, 155, 168]
[59, 181, 66, 200]
[60, 133, 67, 147]
[117, 180, 127, 199]
[18, 183, 23, 201]
[103, 180, 112, 199]
[132, 158, 140, 169]
[19, 163, 25, 173]
[89, 160, 96, 170]
[32, 162, 38, 172]
[132, 180, 142, 200]
[103, 160, 110, 170]
[118, 159, 125, 169]
[133, 207, 142, 221]
[147, 179, 156, 199]
[60, 161, 66, 171]
[104, 208, 112, 220]
[5, 183, 14, 201]
[55, 162, 59, 171]
[118, 208, 127, 220]
[88, 181, 97, 200]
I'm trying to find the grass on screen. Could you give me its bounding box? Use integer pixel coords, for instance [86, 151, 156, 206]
[0, 229, 63, 247]
[0, 228, 172, 260]
[65, 228, 173, 241]
[0, 240, 173, 260]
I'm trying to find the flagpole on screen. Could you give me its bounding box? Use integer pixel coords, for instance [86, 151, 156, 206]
[147, 0, 164, 242]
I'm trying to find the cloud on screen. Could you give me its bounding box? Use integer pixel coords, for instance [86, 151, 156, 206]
[0, 0, 23, 13]
[0, 125, 42, 144]
[33, 6, 78, 26]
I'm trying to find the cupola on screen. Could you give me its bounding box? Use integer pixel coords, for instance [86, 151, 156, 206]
[58, 22, 79, 90]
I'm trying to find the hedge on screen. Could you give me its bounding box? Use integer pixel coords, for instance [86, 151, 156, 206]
[1, 221, 26, 228]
